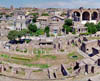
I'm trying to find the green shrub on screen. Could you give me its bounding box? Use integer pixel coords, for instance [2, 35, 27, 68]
[0, 54, 9, 58]
[16, 48, 20, 52]
[42, 13, 49, 16]
[11, 56, 31, 61]
[42, 55, 56, 59]
[50, 34, 55, 37]
[24, 49, 27, 53]
[80, 32, 90, 36]
[25, 64, 50, 69]
[67, 67, 72, 71]
[58, 33, 62, 36]
[72, 31, 76, 34]
[25, 39, 31, 43]
[60, 49, 65, 52]
[35, 29, 44, 36]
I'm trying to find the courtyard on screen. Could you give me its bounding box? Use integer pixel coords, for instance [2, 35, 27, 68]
[0, 51, 83, 69]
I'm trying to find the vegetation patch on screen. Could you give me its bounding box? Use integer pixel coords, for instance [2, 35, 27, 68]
[67, 67, 72, 73]
[25, 39, 31, 43]
[25, 64, 50, 69]
[42, 55, 56, 60]
[67, 52, 83, 61]
[60, 49, 65, 52]
[33, 49, 45, 55]
[72, 43, 76, 47]
[0, 54, 9, 58]
[11, 56, 31, 61]
[42, 13, 49, 16]
[16, 48, 27, 53]
[32, 69, 42, 72]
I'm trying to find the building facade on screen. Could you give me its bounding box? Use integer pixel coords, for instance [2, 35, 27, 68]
[68, 8, 100, 24]
[67, 7, 100, 34]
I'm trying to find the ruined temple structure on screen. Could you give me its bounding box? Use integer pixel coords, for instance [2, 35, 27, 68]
[67, 7, 100, 33]
[68, 7, 100, 24]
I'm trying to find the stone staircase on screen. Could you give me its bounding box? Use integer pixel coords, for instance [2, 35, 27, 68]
[56, 69, 63, 79]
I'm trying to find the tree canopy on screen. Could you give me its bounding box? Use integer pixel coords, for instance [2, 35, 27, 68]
[20, 29, 29, 36]
[85, 22, 97, 34]
[32, 16, 37, 23]
[28, 24, 37, 32]
[35, 29, 44, 36]
[63, 19, 73, 34]
[31, 13, 39, 17]
[31, 13, 39, 23]
[7, 29, 29, 41]
[96, 22, 100, 31]
[44, 26, 50, 37]
[42, 13, 49, 16]
[64, 19, 73, 26]
[63, 25, 72, 34]
[7, 30, 18, 40]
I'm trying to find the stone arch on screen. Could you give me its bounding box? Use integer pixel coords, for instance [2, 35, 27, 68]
[82, 11, 90, 20]
[92, 12, 98, 20]
[72, 11, 81, 21]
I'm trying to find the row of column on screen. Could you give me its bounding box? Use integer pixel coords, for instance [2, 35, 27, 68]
[70, 13, 95, 21]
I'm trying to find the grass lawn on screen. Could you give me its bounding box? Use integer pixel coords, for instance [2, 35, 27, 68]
[0, 51, 83, 69]
[0, 54, 55, 69]
[67, 52, 83, 63]
[33, 49, 45, 55]
[11, 56, 31, 61]
[42, 55, 56, 60]
[16, 48, 27, 53]
[32, 69, 42, 72]
[0, 54, 10, 58]
[33, 48, 52, 55]
[0, 54, 31, 61]
[24, 64, 50, 69]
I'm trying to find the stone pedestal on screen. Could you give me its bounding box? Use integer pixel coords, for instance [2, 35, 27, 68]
[12, 67, 18, 74]
[25, 69, 32, 79]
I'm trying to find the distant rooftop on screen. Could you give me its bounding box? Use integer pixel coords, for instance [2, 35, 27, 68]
[37, 16, 49, 20]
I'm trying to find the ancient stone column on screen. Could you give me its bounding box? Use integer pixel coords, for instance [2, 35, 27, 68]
[54, 44, 56, 49]
[90, 13, 92, 21]
[61, 64, 68, 76]
[47, 69, 50, 79]
[58, 43, 60, 49]
[47, 68, 55, 79]
[25, 69, 32, 79]
[1, 65, 4, 72]
[91, 66, 94, 73]
[67, 41, 70, 45]
[12, 67, 18, 74]
[0, 65, 2, 72]
[74, 62, 80, 70]
[85, 64, 88, 73]
[53, 72, 57, 78]
[98, 59, 100, 66]
[80, 13, 82, 22]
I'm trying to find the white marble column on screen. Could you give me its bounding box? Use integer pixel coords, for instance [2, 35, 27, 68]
[90, 13, 92, 21]
[80, 13, 82, 22]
